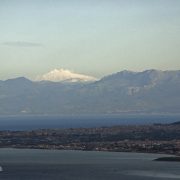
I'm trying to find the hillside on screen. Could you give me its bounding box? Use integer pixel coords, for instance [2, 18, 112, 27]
[0, 70, 180, 115]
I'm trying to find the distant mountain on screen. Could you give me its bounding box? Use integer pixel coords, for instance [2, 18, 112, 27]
[36, 69, 97, 82]
[0, 70, 180, 115]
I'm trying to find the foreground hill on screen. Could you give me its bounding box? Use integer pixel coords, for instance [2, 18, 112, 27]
[0, 70, 180, 115]
[172, 121, 180, 125]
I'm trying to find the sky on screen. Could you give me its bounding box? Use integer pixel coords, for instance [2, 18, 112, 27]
[0, 0, 180, 80]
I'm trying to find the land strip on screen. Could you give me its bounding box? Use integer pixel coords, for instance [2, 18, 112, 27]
[0, 123, 180, 155]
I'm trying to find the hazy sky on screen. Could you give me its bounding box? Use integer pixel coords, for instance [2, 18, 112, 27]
[0, 0, 180, 80]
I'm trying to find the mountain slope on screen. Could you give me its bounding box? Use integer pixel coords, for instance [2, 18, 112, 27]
[0, 70, 180, 115]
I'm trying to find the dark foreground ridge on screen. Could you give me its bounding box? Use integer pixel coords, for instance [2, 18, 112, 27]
[0, 123, 180, 155]
[155, 157, 180, 162]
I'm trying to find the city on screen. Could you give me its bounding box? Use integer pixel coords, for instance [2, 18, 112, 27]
[0, 122, 180, 156]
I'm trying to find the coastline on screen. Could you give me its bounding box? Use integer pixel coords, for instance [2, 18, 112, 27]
[154, 156, 180, 162]
[0, 147, 178, 158]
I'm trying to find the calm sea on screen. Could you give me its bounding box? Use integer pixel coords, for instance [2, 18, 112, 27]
[0, 114, 179, 130]
[0, 148, 179, 180]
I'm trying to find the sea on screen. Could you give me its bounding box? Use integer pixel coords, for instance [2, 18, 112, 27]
[0, 148, 180, 180]
[0, 114, 179, 130]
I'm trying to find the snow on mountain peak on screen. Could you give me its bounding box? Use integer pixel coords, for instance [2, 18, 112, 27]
[36, 69, 97, 82]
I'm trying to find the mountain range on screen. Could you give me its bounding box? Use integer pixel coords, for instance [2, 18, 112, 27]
[0, 69, 180, 115]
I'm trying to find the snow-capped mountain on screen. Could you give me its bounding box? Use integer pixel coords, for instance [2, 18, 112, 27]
[36, 69, 97, 82]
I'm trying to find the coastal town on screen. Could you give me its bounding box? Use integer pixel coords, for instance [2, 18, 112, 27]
[0, 122, 180, 155]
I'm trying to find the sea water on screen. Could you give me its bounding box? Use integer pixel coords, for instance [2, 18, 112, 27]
[0, 114, 179, 130]
[0, 148, 179, 180]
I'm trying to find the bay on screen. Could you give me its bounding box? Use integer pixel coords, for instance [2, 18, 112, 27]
[0, 148, 180, 180]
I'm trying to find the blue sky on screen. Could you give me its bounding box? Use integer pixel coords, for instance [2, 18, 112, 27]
[0, 0, 180, 79]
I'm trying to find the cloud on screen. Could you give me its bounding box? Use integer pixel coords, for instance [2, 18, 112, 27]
[2, 41, 43, 47]
[36, 69, 98, 82]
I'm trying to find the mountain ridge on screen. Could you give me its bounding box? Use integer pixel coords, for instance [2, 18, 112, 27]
[0, 69, 180, 115]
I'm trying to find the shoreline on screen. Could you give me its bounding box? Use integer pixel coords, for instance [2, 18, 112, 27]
[154, 157, 180, 162]
[0, 147, 178, 157]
